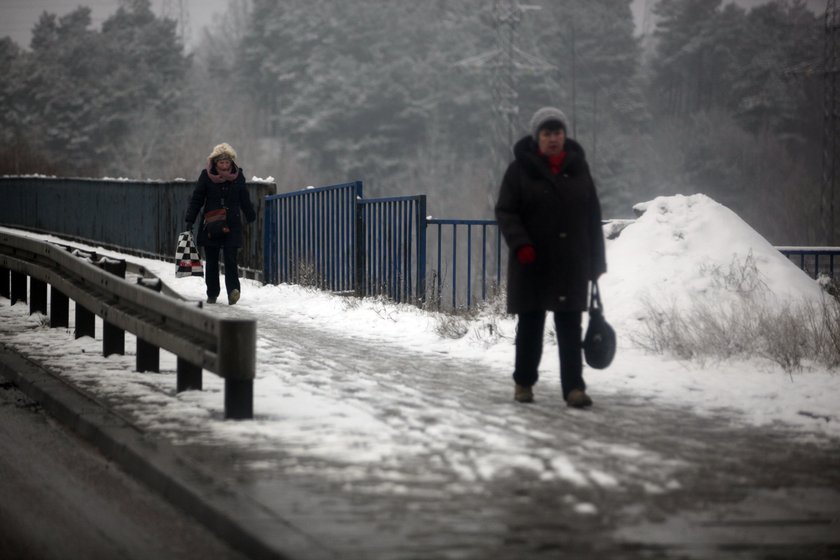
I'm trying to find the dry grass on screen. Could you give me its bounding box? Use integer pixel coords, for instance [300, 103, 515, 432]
[632, 255, 840, 372]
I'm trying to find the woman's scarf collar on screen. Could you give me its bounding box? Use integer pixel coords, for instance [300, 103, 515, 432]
[538, 150, 567, 175]
[206, 160, 240, 184]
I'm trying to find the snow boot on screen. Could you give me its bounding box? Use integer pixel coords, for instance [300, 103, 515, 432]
[514, 384, 534, 403]
[229, 289, 240, 305]
[566, 389, 593, 408]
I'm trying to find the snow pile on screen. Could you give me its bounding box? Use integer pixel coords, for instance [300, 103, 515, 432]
[602, 194, 822, 330]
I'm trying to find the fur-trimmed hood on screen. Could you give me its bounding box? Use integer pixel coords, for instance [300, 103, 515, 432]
[513, 135, 588, 179]
[207, 142, 237, 162]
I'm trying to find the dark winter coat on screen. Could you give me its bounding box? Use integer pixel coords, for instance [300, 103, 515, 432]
[185, 164, 257, 248]
[495, 136, 607, 313]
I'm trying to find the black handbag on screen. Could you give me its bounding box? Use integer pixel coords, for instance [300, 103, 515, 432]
[203, 208, 230, 239]
[203, 185, 232, 239]
[583, 281, 616, 369]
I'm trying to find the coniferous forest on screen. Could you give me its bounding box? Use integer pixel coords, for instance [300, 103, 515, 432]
[0, 0, 826, 244]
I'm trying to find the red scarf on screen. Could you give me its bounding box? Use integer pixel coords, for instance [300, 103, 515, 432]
[540, 151, 566, 175]
[206, 160, 240, 183]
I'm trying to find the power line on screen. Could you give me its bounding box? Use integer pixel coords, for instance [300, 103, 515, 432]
[159, 0, 191, 45]
[455, 0, 553, 160]
[822, 0, 840, 243]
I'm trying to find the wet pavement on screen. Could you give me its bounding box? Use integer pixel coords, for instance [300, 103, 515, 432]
[1, 300, 839, 559]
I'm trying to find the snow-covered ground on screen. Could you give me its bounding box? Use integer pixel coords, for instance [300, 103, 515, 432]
[1, 194, 838, 485]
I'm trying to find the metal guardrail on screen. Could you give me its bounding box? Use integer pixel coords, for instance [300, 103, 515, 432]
[0, 231, 257, 419]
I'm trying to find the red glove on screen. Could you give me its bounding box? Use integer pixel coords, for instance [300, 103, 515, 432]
[517, 245, 536, 265]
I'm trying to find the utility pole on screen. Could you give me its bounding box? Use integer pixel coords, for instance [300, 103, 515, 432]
[456, 1, 554, 160]
[823, 0, 840, 244]
[160, 0, 191, 47]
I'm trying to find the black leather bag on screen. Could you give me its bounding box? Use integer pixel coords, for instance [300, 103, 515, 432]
[583, 281, 616, 369]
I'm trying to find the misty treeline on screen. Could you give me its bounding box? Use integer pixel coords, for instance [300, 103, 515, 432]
[0, 0, 824, 243]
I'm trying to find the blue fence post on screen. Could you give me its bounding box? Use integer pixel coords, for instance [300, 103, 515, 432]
[263, 198, 273, 283]
[417, 196, 427, 305]
[355, 193, 366, 297]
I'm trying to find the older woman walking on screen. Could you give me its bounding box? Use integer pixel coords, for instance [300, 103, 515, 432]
[495, 107, 607, 408]
[185, 143, 256, 305]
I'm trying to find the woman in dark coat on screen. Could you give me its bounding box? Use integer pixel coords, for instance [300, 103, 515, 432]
[185, 143, 256, 305]
[495, 107, 607, 408]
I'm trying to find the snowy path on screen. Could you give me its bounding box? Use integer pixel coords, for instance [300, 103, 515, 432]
[169, 301, 840, 559]
[3, 289, 837, 558]
[2, 218, 839, 557]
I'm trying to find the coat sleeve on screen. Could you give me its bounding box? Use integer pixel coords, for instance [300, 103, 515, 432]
[237, 171, 257, 223]
[583, 163, 607, 279]
[185, 171, 208, 225]
[494, 164, 532, 252]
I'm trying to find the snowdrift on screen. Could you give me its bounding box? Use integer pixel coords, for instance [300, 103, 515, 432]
[601, 194, 823, 330]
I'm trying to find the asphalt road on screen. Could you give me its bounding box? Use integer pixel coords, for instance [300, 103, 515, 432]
[0, 374, 250, 560]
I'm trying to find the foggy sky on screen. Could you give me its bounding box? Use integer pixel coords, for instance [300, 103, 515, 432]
[0, 0, 228, 51]
[2, 0, 827, 54]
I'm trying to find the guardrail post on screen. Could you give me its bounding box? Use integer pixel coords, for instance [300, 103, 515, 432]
[66, 249, 95, 338]
[177, 358, 202, 392]
[30, 278, 47, 315]
[135, 278, 161, 373]
[10, 271, 27, 305]
[50, 287, 69, 328]
[99, 257, 126, 357]
[1, 266, 10, 298]
[75, 305, 95, 338]
[217, 319, 256, 420]
[355, 198, 366, 297]
[225, 380, 253, 420]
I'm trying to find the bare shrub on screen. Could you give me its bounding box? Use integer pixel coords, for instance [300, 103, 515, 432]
[633, 293, 813, 371]
[430, 282, 511, 342]
[699, 250, 767, 295]
[810, 296, 840, 369]
[631, 253, 825, 372]
[434, 314, 470, 339]
[631, 295, 696, 359]
[294, 260, 326, 288]
[755, 303, 809, 372]
[468, 283, 510, 344]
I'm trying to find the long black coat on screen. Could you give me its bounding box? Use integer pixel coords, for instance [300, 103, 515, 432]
[495, 136, 607, 313]
[185, 165, 257, 248]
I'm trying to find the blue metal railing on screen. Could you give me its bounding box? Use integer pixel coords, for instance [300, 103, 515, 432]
[263, 183, 500, 308]
[0, 176, 274, 277]
[264, 183, 840, 310]
[359, 195, 426, 303]
[777, 247, 840, 279]
[263, 183, 428, 302]
[427, 219, 503, 309]
[263, 181, 362, 289]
